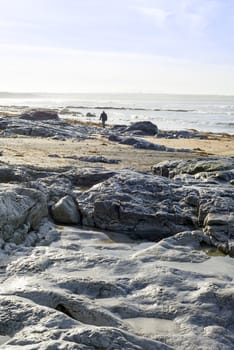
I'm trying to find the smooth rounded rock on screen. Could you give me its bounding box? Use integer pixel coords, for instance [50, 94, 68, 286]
[51, 195, 81, 224]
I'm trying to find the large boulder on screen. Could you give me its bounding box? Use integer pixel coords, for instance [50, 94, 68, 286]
[0, 185, 48, 244]
[77, 170, 198, 240]
[125, 121, 158, 135]
[76, 168, 233, 254]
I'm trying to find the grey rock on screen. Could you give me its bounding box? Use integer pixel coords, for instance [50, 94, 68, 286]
[152, 157, 234, 180]
[133, 231, 209, 263]
[0, 166, 29, 183]
[64, 167, 117, 187]
[134, 140, 167, 151]
[86, 112, 96, 117]
[157, 129, 208, 139]
[76, 167, 233, 255]
[108, 133, 122, 142]
[51, 195, 81, 224]
[228, 240, 234, 257]
[0, 185, 47, 243]
[0, 161, 232, 254]
[199, 187, 234, 247]
[78, 170, 198, 239]
[78, 155, 120, 164]
[108, 134, 138, 145]
[133, 139, 191, 152]
[48, 154, 61, 158]
[64, 155, 121, 164]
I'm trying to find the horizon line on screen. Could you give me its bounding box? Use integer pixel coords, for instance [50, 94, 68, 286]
[0, 91, 234, 97]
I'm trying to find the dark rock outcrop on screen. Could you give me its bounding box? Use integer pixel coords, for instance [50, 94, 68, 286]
[152, 157, 234, 180]
[109, 135, 191, 152]
[124, 121, 158, 135]
[77, 170, 199, 239]
[0, 117, 95, 140]
[109, 121, 158, 136]
[74, 162, 233, 254]
[64, 155, 121, 164]
[19, 109, 59, 121]
[157, 129, 208, 139]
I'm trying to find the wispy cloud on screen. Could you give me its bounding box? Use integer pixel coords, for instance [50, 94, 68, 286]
[135, 0, 220, 34]
[0, 0, 233, 93]
[180, 0, 220, 32]
[137, 7, 171, 27]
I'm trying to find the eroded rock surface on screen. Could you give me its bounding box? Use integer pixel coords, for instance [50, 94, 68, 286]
[77, 167, 233, 255]
[152, 157, 234, 253]
[0, 226, 233, 349]
[0, 116, 96, 140]
[0, 155, 233, 349]
[152, 157, 234, 180]
[0, 185, 47, 243]
[78, 170, 198, 239]
[0, 158, 232, 255]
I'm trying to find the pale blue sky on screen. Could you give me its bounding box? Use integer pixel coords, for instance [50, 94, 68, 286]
[0, 0, 233, 93]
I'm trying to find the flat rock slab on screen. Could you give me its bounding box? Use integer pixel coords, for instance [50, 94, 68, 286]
[0, 226, 233, 349]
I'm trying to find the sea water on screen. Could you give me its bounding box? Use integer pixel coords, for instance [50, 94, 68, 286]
[0, 92, 233, 134]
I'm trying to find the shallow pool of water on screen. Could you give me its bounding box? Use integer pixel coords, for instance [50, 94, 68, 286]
[0, 335, 11, 345]
[161, 255, 234, 278]
[124, 317, 179, 337]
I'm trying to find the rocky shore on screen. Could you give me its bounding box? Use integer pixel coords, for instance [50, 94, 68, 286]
[0, 110, 233, 349]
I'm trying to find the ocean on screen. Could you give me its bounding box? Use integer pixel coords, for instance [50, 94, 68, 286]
[0, 92, 234, 134]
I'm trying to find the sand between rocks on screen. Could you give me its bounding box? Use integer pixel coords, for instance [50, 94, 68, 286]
[0, 131, 233, 171]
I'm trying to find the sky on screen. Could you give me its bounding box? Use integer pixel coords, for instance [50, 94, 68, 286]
[0, 0, 234, 94]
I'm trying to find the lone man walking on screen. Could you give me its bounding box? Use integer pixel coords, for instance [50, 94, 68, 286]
[100, 110, 108, 128]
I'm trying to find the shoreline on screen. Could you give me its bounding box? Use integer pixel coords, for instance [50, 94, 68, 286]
[0, 97, 234, 135]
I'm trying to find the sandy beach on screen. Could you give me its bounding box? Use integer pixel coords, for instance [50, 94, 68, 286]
[1, 126, 233, 171]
